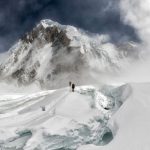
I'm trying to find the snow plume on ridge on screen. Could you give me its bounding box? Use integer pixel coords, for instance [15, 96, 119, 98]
[108, 0, 150, 84]
[120, 0, 150, 50]
[0, 19, 143, 88]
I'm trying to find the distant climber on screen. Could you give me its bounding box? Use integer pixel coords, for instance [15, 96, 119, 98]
[72, 83, 75, 92]
[41, 106, 46, 111]
[69, 81, 72, 92]
[69, 81, 72, 87]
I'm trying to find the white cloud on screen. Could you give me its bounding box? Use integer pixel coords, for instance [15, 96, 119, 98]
[120, 0, 150, 50]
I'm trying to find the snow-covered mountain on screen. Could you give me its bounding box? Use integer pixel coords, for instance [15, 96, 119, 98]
[0, 19, 150, 150]
[0, 19, 140, 88]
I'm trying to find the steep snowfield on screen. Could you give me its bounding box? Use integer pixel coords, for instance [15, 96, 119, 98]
[78, 83, 150, 150]
[0, 84, 131, 149]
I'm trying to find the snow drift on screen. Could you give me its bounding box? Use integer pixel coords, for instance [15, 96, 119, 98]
[78, 83, 150, 150]
[0, 84, 131, 149]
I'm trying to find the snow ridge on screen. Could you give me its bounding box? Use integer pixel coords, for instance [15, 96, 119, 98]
[0, 84, 131, 149]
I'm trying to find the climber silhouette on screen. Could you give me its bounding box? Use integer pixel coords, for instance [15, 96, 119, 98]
[41, 106, 46, 111]
[72, 83, 75, 92]
[69, 81, 72, 87]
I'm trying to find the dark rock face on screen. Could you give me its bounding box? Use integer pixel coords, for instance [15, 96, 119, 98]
[29, 69, 37, 79]
[21, 24, 43, 43]
[56, 30, 70, 47]
[47, 74, 51, 80]
[21, 24, 70, 47]
[44, 26, 59, 43]
[12, 68, 24, 79]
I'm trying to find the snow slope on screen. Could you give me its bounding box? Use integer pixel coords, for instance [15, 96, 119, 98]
[78, 83, 150, 150]
[0, 84, 131, 149]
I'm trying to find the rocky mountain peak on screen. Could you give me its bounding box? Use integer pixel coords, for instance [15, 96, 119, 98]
[21, 20, 71, 47]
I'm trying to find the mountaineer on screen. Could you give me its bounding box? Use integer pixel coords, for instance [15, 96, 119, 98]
[72, 83, 75, 92]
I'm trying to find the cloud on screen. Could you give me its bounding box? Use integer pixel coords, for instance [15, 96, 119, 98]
[120, 0, 150, 50]
[0, 0, 139, 52]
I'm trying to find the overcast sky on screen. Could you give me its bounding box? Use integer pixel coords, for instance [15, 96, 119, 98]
[0, 0, 139, 52]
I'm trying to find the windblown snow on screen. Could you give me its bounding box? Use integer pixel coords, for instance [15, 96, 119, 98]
[0, 19, 141, 89]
